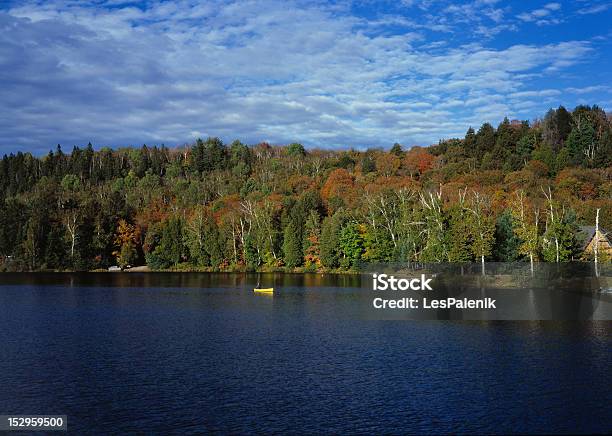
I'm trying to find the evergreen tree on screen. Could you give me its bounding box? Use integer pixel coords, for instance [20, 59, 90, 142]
[390, 143, 404, 157]
[0, 104, 609, 273]
[191, 137, 227, 174]
[0, 198, 24, 259]
[287, 143, 306, 157]
[320, 211, 345, 268]
[566, 119, 595, 166]
[463, 127, 476, 157]
[243, 233, 260, 270]
[594, 129, 612, 167]
[447, 202, 472, 262]
[475, 123, 496, 161]
[229, 140, 252, 177]
[542, 210, 579, 262]
[146, 217, 186, 268]
[283, 220, 302, 268]
[514, 131, 537, 169]
[190, 138, 206, 174]
[361, 155, 376, 174]
[492, 210, 521, 261]
[542, 106, 572, 150]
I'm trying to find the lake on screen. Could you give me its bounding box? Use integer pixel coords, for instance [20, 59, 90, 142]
[0, 272, 611, 434]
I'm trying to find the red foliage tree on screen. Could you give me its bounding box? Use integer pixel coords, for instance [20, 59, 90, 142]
[403, 147, 434, 177]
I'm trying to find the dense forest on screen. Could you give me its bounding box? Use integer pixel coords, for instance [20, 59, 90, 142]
[0, 104, 611, 272]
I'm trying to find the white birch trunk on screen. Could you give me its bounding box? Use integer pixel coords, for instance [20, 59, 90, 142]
[594, 208, 600, 266]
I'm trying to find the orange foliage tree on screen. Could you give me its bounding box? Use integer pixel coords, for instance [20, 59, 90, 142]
[376, 153, 401, 177]
[321, 168, 355, 214]
[403, 147, 434, 177]
[113, 219, 141, 268]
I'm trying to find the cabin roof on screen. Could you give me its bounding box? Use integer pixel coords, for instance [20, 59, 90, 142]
[576, 226, 611, 250]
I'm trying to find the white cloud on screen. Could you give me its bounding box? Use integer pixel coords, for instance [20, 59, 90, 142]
[544, 3, 561, 11]
[517, 2, 562, 24]
[0, 0, 604, 152]
[566, 85, 611, 94]
[577, 3, 612, 15]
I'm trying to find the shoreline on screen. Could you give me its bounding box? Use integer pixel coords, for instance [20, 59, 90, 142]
[1, 261, 609, 276]
[0, 266, 362, 275]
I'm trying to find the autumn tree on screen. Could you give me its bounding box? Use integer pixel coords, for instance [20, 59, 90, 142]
[303, 210, 321, 270]
[403, 147, 434, 178]
[321, 168, 355, 214]
[114, 219, 141, 268]
[376, 153, 400, 178]
[0, 104, 610, 273]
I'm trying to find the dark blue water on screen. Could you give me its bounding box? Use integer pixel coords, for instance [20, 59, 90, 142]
[0, 273, 610, 434]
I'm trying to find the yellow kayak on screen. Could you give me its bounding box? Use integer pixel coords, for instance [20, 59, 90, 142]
[253, 288, 274, 293]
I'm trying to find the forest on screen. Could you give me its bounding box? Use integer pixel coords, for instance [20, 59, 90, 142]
[0, 104, 610, 272]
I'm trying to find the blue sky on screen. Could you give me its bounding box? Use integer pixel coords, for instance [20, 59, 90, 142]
[1, 0, 611, 154]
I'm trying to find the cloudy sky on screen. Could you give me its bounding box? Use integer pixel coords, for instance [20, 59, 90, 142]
[1, 0, 611, 154]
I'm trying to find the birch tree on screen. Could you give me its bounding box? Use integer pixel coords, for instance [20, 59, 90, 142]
[466, 191, 495, 274]
[60, 174, 82, 262]
[419, 188, 448, 262]
[510, 190, 540, 273]
[541, 186, 578, 262]
[594, 208, 600, 276]
[447, 188, 472, 262]
[363, 188, 415, 261]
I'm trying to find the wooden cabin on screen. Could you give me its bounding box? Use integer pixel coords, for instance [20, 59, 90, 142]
[577, 226, 612, 261]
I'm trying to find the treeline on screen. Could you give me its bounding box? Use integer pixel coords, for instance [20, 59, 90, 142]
[0, 104, 610, 271]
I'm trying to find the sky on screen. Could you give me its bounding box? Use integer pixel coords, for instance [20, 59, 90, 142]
[1, 0, 611, 154]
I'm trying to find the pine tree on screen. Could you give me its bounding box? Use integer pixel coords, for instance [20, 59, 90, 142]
[320, 211, 345, 268]
[283, 220, 302, 268]
[475, 123, 496, 162]
[493, 210, 521, 261]
[390, 143, 403, 157]
[566, 119, 595, 165]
